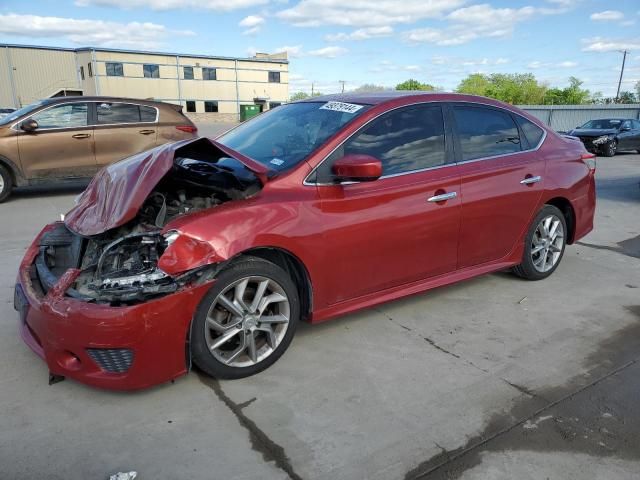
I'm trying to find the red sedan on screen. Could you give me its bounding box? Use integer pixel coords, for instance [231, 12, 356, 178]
[15, 92, 596, 390]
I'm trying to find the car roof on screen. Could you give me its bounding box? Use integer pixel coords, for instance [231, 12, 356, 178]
[39, 96, 173, 108]
[298, 91, 521, 109]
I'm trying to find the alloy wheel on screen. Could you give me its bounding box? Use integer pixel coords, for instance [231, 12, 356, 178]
[531, 214, 564, 273]
[204, 276, 290, 368]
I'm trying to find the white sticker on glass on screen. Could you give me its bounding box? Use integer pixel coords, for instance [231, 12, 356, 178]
[319, 101, 363, 114]
[270, 158, 284, 166]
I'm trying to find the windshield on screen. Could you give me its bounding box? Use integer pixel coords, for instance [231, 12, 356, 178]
[0, 100, 47, 125]
[580, 119, 622, 130]
[218, 101, 370, 172]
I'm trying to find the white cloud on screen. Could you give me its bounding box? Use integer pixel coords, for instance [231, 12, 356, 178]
[307, 46, 348, 58]
[581, 37, 640, 52]
[404, 65, 421, 72]
[590, 10, 624, 21]
[239, 15, 264, 27]
[0, 13, 193, 49]
[277, 0, 465, 27]
[239, 15, 265, 35]
[325, 26, 393, 42]
[274, 45, 304, 58]
[403, 4, 556, 46]
[528, 60, 578, 69]
[76, 0, 268, 10]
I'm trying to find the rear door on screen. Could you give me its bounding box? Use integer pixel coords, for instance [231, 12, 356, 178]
[313, 103, 461, 304]
[17, 102, 96, 179]
[451, 104, 546, 269]
[93, 102, 159, 168]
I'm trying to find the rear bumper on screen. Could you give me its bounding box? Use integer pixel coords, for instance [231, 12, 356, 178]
[571, 177, 596, 243]
[15, 224, 213, 391]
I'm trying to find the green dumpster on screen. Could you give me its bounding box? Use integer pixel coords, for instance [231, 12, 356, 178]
[240, 104, 262, 122]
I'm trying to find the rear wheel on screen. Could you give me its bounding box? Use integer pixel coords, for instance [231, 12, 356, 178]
[513, 205, 567, 280]
[0, 164, 13, 203]
[602, 140, 617, 157]
[191, 256, 299, 379]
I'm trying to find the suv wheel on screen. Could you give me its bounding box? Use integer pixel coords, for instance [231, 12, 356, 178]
[191, 256, 299, 379]
[0, 164, 13, 203]
[513, 205, 567, 281]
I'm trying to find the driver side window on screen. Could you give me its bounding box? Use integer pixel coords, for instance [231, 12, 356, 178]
[31, 103, 88, 129]
[316, 104, 446, 182]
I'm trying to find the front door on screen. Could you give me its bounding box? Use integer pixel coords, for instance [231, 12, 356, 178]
[313, 103, 461, 305]
[17, 102, 96, 179]
[93, 102, 159, 168]
[451, 104, 546, 268]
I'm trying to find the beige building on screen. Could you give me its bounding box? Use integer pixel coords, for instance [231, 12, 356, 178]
[1, 44, 289, 122]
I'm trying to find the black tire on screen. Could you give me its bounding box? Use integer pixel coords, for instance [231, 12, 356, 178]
[602, 140, 617, 157]
[191, 256, 300, 379]
[513, 205, 567, 281]
[0, 163, 13, 203]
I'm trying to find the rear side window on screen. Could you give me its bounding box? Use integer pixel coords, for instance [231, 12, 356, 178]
[516, 116, 545, 149]
[97, 103, 141, 124]
[340, 104, 446, 176]
[140, 106, 157, 122]
[452, 106, 521, 161]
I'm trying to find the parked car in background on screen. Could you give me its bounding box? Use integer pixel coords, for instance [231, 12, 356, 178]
[0, 97, 198, 202]
[0, 108, 16, 119]
[15, 92, 596, 390]
[568, 118, 640, 157]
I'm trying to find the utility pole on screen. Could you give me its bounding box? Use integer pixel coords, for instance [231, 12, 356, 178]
[615, 49, 628, 103]
[311, 81, 315, 96]
[339, 80, 346, 93]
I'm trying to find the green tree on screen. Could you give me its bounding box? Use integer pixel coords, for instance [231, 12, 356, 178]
[617, 91, 637, 104]
[395, 79, 435, 91]
[290, 91, 309, 101]
[456, 73, 547, 104]
[635, 80, 640, 100]
[354, 83, 387, 92]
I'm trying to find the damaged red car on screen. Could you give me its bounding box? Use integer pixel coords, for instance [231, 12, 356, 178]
[15, 93, 596, 390]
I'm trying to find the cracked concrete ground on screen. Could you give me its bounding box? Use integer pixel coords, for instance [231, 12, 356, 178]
[0, 146, 638, 480]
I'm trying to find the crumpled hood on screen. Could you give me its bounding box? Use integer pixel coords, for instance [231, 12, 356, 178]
[65, 137, 270, 237]
[569, 128, 618, 137]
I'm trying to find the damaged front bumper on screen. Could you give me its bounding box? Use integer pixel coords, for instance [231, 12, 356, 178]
[15, 223, 215, 390]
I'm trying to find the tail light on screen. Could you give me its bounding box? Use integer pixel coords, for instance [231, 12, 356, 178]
[176, 125, 198, 134]
[581, 153, 596, 172]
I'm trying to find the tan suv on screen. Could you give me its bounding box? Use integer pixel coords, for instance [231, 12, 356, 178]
[0, 96, 198, 202]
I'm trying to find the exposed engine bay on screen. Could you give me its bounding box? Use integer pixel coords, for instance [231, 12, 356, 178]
[34, 140, 261, 305]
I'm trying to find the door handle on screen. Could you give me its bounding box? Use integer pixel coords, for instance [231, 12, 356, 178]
[139, 129, 155, 135]
[427, 191, 457, 203]
[520, 175, 542, 185]
[71, 133, 91, 139]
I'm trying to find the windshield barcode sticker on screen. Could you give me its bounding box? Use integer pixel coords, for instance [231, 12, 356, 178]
[320, 101, 363, 114]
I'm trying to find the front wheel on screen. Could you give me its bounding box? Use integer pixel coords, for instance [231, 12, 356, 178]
[513, 205, 567, 280]
[191, 256, 299, 379]
[602, 140, 617, 157]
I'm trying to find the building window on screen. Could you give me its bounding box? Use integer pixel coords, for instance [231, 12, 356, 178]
[186, 101, 196, 113]
[106, 62, 124, 77]
[269, 102, 282, 109]
[204, 101, 218, 113]
[80, 66, 85, 81]
[143, 64, 160, 78]
[88, 63, 93, 77]
[202, 68, 217, 81]
[183, 66, 194, 80]
[268, 71, 280, 83]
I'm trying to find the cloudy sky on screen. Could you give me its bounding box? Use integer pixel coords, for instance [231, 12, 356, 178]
[0, 0, 638, 97]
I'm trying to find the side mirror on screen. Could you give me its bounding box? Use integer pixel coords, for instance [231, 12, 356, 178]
[332, 154, 382, 182]
[20, 119, 39, 132]
[621, 125, 631, 131]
